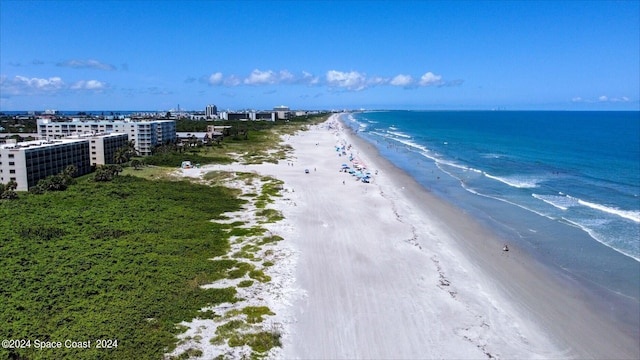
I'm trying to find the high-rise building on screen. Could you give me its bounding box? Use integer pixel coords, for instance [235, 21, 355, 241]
[205, 104, 218, 118]
[0, 132, 129, 192]
[273, 105, 291, 120]
[37, 119, 176, 156]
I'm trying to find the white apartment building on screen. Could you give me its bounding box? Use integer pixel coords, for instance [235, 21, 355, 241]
[273, 105, 291, 120]
[1, 139, 91, 191]
[0, 133, 129, 192]
[205, 104, 218, 118]
[67, 132, 130, 166]
[37, 119, 176, 155]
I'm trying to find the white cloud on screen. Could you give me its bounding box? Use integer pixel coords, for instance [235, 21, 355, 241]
[571, 95, 632, 104]
[208, 72, 224, 85]
[245, 69, 278, 85]
[326, 70, 368, 91]
[279, 70, 295, 83]
[18, 75, 65, 90]
[58, 59, 116, 71]
[224, 75, 241, 87]
[419, 72, 444, 86]
[302, 71, 320, 85]
[1, 75, 65, 94]
[390, 74, 415, 87]
[610, 96, 630, 102]
[203, 68, 455, 91]
[71, 79, 107, 90]
[367, 76, 388, 87]
[1, 75, 108, 95]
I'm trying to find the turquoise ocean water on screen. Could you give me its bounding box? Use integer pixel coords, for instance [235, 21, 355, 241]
[343, 111, 639, 325]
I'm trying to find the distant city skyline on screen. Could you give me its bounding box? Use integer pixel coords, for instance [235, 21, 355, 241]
[1, 0, 638, 111]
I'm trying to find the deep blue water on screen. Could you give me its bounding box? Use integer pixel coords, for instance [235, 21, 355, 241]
[344, 111, 640, 307]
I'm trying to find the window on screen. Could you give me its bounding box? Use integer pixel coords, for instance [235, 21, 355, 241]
[9, 162, 14, 166]
[8, 154, 14, 158]
[9, 170, 15, 174]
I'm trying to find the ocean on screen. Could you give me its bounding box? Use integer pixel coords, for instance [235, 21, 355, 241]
[343, 111, 639, 319]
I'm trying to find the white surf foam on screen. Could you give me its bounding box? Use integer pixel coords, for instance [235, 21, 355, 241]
[573, 197, 640, 223]
[484, 173, 541, 189]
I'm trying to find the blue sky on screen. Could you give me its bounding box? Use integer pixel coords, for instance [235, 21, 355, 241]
[1, 0, 638, 111]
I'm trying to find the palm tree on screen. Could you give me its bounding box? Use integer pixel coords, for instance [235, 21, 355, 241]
[113, 148, 128, 165]
[126, 140, 138, 157]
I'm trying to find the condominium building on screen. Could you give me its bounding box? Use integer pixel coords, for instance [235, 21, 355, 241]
[37, 119, 176, 155]
[205, 104, 218, 118]
[0, 139, 91, 191]
[273, 105, 291, 120]
[71, 132, 130, 166]
[0, 133, 129, 192]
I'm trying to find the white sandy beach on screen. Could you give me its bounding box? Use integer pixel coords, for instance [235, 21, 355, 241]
[173, 114, 639, 359]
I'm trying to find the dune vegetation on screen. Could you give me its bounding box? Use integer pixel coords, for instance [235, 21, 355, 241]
[0, 114, 329, 360]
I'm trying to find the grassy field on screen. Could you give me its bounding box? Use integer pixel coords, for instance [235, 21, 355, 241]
[0, 114, 330, 360]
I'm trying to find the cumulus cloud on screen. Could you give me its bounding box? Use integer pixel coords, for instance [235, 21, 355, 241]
[207, 69, 321, 87]
[1, 75, 107, 95]
[419, 72, 444, 86]
[245, 69, 278, 85]
[244, 69, 301, 85]
[70, 79, 107, 90]
[1, 75, 65, 94]
[301, 71, 320, 86]
[224, 75, 241, 87]
[57, 59, 116, 71]
[208, 72, 224, 85]
[203, 68, 456, 91]
[390, 74, 415, 87]
[326, 70, 368, 91]
[598, 95, 609, 102]
[278, 70, 295, 83]
[367, 76, 388, 87]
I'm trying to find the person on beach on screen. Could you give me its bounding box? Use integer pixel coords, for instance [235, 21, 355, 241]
[503, 245, 509, 252]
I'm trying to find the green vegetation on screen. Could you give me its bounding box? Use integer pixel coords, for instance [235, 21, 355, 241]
[173, 347, 203, 359]
[237, 280, 254, 288]
[0, 180, 18, 199]
[0, 114, 330, 359]
[211, 319, 280, 355]
[29, 165, 78, 194]
[0, 175, 245, 360]
[93, 164, 123, 182]
[165, 114, 330, 166]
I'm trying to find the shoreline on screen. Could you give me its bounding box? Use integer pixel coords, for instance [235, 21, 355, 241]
[174, 114, 639, 358]
[337, 114, 639, 358]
